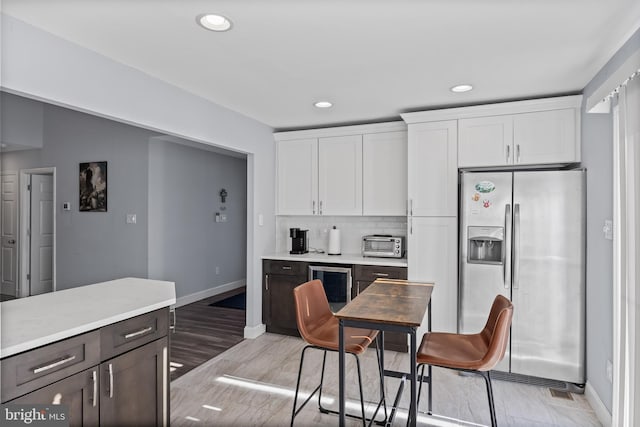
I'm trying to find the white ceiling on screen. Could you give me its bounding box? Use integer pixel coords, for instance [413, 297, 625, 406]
[4, 0, 640, 131]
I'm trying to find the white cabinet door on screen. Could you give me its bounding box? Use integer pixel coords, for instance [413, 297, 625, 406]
[408, 216, 458, 335]
[363, 131, 407, 216]
[458, 115, 513, 167]
[513, 109, 578, 165]
[276, 138, 318, 215]
[408, 121, 458, 217]
[318, 135, 363, 215]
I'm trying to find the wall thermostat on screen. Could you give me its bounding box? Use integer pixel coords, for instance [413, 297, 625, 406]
[63, 202, 71, 211]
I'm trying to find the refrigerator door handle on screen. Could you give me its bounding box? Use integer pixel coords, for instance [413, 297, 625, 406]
[513, 203, 521, 289]
[504, 204, 512, 289]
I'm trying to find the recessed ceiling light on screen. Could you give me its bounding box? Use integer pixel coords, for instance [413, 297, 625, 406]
[314, 101, 333, 108]
[197, 14, 232, 32]
[451, 84, 473, 93]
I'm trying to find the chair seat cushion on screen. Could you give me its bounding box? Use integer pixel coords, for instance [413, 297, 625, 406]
[305, 316, 378, 355]
[417, 332, 491, 371]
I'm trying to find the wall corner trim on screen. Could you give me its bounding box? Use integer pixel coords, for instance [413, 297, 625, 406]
[585, 381, 612, 427]
[244, 324, 266, 339]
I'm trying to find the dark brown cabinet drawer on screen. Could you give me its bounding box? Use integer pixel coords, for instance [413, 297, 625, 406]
[1, 330, 101, 402]
[100, 309, 168, 361]
[353, 264, 407, 283]
[263, 260, 308, 276]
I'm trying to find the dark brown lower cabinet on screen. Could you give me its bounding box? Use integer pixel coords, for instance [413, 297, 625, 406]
[10, 368, 99, 427]
[2, 309, 170, 426]
[354, 264, 409, 353]
[100, 338, 167, 427]
[263, 260, 307, 336]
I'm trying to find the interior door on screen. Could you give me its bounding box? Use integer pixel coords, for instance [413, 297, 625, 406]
[1, 172, 18, 297]
[30, 174, 54, 296]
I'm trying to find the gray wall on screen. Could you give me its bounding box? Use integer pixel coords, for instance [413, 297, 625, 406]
[1, 95, 154, 288]
[148, 140, 247, 299]
[581, 26, 640, 411]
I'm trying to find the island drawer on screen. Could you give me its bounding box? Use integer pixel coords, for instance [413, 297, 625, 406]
[1, 330, 101, 402]
[100, 308, 169, 360]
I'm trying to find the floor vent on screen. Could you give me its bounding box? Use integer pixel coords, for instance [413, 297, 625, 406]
[549, 389, 574, 400]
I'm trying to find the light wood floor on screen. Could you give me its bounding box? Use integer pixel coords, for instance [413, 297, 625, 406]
[171, 333, 601, 426]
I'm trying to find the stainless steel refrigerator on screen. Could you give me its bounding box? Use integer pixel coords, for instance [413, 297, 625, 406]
[459, 170, 585, 385]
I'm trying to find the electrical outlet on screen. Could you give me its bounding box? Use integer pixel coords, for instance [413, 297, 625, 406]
[603, 220, 613, 240]
[126, 214, 137, 224]
[606, 359, 613, 383]
[215, 266, 220, 275]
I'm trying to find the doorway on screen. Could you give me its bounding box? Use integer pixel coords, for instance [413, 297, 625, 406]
[19, 168, 56, 297]
[1, 171, 19, 300]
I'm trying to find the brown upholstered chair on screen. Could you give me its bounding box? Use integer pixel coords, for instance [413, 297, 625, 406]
[291, 279, 387, 427]
[417, 294, 513, 427]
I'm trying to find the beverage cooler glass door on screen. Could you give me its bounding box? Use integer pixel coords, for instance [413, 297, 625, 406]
[308, 266, 352, 313]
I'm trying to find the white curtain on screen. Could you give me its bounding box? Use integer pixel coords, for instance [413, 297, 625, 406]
[612, 71, 640, 427]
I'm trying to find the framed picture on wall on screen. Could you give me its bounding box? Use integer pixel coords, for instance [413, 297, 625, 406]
[79, 161, 107, 212]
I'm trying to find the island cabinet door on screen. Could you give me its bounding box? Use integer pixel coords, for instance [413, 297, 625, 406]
[100, 337, 168, 427]
[9, 367, 100, 427]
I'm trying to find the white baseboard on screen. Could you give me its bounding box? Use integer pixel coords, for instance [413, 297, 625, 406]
[174, 279, 246, 308]
[244, 324, 266, 339]
[585, 381, 612, 427]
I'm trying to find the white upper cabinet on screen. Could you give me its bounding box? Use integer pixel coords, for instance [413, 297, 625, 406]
[407, 120, 458, 217]
[276, 138, 318, 215]
[318, 135, 363, 215]
[456, 97, 581, 168]
[458, 115, 513, 167]
[512, 108, 578, 165]
[275, 122, 407, 216]
[362, 131, 407, 216]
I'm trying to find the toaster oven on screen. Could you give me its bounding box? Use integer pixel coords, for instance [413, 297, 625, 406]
[362, 235, 404, 258]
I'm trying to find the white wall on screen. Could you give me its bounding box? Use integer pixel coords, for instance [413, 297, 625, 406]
[1, 14, 276, 335]
[581, 26, 640, 413]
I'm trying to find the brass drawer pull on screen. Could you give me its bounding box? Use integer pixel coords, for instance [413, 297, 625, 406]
[33, 355, 77, 374]
[124, 326, 153, 340]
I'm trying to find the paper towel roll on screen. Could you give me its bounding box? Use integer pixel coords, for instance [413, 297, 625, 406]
[328, 226, 341, 255]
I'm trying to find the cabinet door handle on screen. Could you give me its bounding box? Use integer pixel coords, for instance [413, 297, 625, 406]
[409, 199, 413, 216]
[124, 326, 153, 340]
[516, 144, 521, 163]
[319, 200, 323, 215]
[281, 266, 292, 270]
[312, 200, 316, 215]
[373, 273, 389, 277]
[506, 145, 510, 163]
[108, 363, 114, 398]
[170, 308, 177, 332]
[410, 217, 413, 235]
[92, 370, 98, 407]
[265, 274, 269, 291]
[33, 355, 76, 374]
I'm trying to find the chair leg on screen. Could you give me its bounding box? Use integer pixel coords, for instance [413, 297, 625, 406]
[417, 364, 425, 408]
[481, 370, 498, 427]
[291, 346, 322, 426]
[428, 365, 433, 415]
[375, 339, 388, 422]
[317, 350, 329, 413]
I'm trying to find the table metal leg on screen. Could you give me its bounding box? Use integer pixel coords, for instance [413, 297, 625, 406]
[408, 328, 417, 427]
[339, 319, 346, 427]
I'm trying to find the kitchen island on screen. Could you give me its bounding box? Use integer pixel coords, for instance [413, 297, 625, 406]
[1, 277, 176, 426]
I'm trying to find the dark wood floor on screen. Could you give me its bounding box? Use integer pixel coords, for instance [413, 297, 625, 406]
[170, 287, 246, 381]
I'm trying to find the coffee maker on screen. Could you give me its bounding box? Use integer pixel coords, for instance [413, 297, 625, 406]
[289, 228, 309, 254]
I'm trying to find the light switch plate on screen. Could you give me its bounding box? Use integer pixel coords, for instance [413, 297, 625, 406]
[126, 214, 137, 224]
[603, 220, 613, 240]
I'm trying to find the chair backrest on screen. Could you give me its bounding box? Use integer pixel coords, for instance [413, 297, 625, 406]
[478, 294, 514, 371]
[293, 280, 334, 343]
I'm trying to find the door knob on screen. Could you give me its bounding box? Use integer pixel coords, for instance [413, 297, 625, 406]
[7, 239, 15, 244]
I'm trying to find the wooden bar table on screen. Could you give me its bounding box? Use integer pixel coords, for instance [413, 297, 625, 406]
[335, 278, 434, 427]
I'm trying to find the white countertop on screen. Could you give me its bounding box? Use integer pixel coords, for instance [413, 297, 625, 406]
[0, 278, 176, 358]
[262, 252, 408, 267]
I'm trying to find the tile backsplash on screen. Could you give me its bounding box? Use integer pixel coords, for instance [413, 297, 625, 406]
[276, 216, 407, 254]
